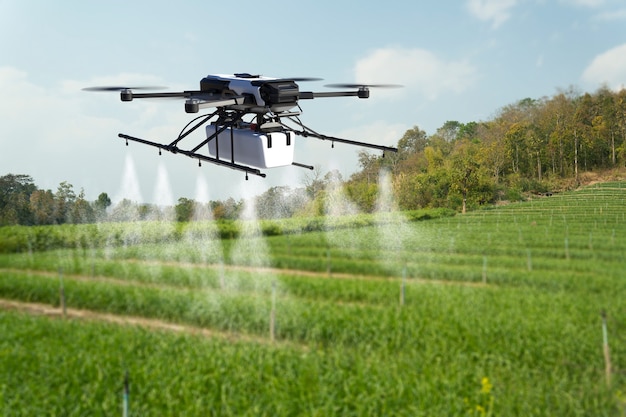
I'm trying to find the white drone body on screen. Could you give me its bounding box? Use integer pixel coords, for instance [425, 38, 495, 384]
[207, 123, 295, 169]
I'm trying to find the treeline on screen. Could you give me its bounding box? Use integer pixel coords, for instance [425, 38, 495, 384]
[0, 175, 110, 226]
[345, 86, 626, 213]
[2, 86, 625, 226]
[0, 164, 368, 226]
[0, 174, 252, 226]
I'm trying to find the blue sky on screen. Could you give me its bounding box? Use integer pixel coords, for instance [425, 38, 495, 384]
[1, 0, 625, 204]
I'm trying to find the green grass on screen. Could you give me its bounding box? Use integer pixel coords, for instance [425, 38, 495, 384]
[1, 183, 626, 415]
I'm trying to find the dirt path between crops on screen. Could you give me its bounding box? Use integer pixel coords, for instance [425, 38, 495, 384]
[0, 298, 306, 350]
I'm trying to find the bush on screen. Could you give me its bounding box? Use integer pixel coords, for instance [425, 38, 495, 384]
[505, 187, 524, 202]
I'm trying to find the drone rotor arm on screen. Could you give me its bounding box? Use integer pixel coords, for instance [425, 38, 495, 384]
[298, 90, 368, 99]
[299, 84, 402, 100]
[114, 89, 246, 113]
[125, 91, 191, 100]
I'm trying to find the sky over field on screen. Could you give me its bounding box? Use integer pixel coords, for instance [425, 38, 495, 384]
[1, 0, 625, 203]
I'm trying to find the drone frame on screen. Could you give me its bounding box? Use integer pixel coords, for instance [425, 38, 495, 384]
[90, 75, 399, 178]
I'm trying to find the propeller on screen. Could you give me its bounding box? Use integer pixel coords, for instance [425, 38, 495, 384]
[82, 86, 168, 92]
[283, 77, 323, 82]
[232, 73, 322, 83]
[262, 77, 323, 84]
[324, 83, 402, 89]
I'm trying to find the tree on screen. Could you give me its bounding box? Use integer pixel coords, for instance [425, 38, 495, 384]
[397, 126, 429, 154]
[527, 114, 548, 181]
[436, 120, 463, 142]
[450, 139, 484, 213]
[424, 146, 444, 172]
[255, 186, 308, 219]
[457, 121, 479, 141]
[351, 150, 382, 185]
[71, 189, 95, 224]
[210, 198, 242, 220]
[94, 192, 112, 220]
[595, 86, 619, 166]
[0, 174, 37, 225]
[175, 197, 195, 222]
[54, 181, 76, 224]
[344, 180, 378, 213]
[572, 93, 596, 183]
[476, 121, 507, 183]
[616, 89, 626, 165]
[393, 173, 422, 210]
[392, 126, 429, 173]
[30, 189, 55, 225]
[496, 98, 543, 178]
[543, 92, 576, 176]
[108, 199, 139, 222]
[504, 122, 528, 175]
[301, 165, 326, 199]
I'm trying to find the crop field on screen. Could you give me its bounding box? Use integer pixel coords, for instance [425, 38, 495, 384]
[2, 183, 626, 415]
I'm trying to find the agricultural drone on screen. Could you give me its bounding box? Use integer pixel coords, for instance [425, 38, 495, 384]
[84, 73, 399, 179]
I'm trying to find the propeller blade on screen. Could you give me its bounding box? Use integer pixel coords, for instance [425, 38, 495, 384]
[324, 83, 403, 89]
[82, 86, 168, 92]
[284, 77, 323, 82]
[259, 77, 323, 84]
[233, 73, 322, 83]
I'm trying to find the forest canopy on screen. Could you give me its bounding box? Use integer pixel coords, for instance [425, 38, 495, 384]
[348, 86, 626, 213]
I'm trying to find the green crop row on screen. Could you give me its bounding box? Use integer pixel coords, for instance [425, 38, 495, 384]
[0, 208, 455, 254]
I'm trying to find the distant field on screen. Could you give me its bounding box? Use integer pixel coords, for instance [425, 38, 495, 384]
[1, 183, 626, 415]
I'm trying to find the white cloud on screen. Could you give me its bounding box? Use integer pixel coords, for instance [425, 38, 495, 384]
[594, 8, 626, 20]
[466, 0, 517, 29]
[581, 43, 626, 91]
[0, 67, 200, 200]
[354, 47, 477, 100]
[536, 55, 544, 68]
[560, 0, 605, 7]
[184, 31, 198, 43]
[336, 120, 408, 149]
